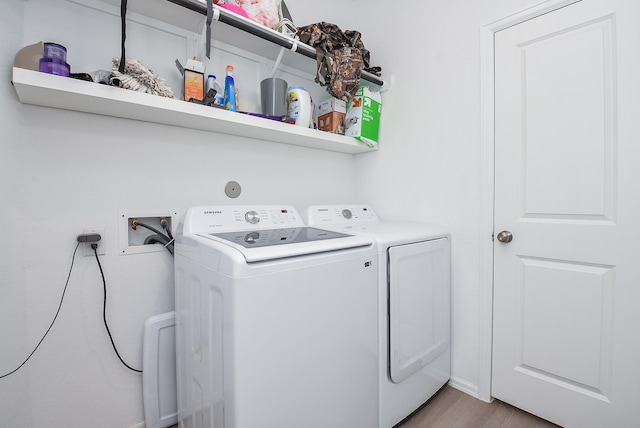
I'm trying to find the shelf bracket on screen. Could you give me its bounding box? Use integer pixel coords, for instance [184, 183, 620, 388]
[378, 74, 395, 93]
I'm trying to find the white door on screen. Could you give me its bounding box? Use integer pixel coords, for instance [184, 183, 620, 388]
[492, 1, 640, 427]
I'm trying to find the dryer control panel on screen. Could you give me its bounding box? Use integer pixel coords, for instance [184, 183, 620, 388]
[308, 204, 379, 227]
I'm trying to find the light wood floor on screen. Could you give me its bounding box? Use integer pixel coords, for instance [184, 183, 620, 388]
[168, 385, 560, 428]
[398, 385, 560, 428]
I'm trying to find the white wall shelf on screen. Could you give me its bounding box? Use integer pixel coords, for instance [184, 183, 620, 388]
[173, 0, 385, 86]
[95, 0, 385, 87]
[12, 67, 376, 154]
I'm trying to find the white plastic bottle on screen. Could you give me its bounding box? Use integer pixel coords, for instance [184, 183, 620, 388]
[205, 74, 224, 106]
[287, 86, 312, 127]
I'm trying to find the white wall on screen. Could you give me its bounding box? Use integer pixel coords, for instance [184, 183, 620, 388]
[1, 0, 33, 426]
[0, 1, 357, 427]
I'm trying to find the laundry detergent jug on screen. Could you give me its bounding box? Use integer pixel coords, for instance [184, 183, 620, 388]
[287, 86, 312, 127]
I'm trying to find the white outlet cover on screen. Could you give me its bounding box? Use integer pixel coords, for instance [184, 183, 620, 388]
[83, 227, 106, 257]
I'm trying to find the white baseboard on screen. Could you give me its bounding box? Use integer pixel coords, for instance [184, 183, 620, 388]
[448, 376, 491, 402]
[126, 423, 145, 428]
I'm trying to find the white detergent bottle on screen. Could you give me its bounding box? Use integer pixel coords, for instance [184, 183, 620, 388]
[287, 86, 312, 127]
[206, 74, 224, 106]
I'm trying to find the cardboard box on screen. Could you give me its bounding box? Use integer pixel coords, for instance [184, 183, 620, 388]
[183, 58, 205, 102]
[344, 86, 382, 147]
[317, 97, 347, 134]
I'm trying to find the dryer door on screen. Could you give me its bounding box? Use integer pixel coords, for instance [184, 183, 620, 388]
[388, 238, 450, 383]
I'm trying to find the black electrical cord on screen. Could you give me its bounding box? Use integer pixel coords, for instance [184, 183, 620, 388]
[92, 244, 142, 373]
[0, 242, 80, 379]
[133, 221, 174, 255]
[164, 223, 174, 241]
[144, 234, 174, 255]
[134, 221, 168, 239]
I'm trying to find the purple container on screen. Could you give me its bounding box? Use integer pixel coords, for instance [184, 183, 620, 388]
[43, 42, 67, 62]
[39, 57, 70, 77]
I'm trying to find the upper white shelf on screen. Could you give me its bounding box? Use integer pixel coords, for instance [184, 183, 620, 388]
[12, 67, 376, 154]
[96, 0, 385, 87]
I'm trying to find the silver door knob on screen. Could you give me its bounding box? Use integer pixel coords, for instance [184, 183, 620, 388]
[497, 231, 513, 243]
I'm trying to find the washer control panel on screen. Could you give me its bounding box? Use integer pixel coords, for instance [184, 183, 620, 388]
[244, 210, 261, 224]
[308, 205, 379, 227]
[185, 205, 304, 233]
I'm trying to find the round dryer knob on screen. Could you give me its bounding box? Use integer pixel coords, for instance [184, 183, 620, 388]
[245, 211, 260, 224]
[342, 209, 353, 219]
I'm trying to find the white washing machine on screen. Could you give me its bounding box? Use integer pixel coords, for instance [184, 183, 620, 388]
[174, 205, 379, 428]
[308, 205, 451, 428]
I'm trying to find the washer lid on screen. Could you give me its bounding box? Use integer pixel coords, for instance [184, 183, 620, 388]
[198, 226, 373, 262]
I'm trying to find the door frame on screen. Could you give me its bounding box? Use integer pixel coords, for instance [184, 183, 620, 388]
[477, 0, 582, 402]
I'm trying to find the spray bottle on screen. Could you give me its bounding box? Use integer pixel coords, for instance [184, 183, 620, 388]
[223, 65, 237, 112]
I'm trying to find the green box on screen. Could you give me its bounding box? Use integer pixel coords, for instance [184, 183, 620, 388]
[344, 86, 382, 148]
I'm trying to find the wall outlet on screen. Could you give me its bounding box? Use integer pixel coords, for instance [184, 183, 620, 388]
[119, 210, 177, 255]
[83, 227, 106, 257]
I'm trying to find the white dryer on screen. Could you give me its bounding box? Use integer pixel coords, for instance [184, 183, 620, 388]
[174, 205, 379, 428]
[308, 205, 451, 428]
